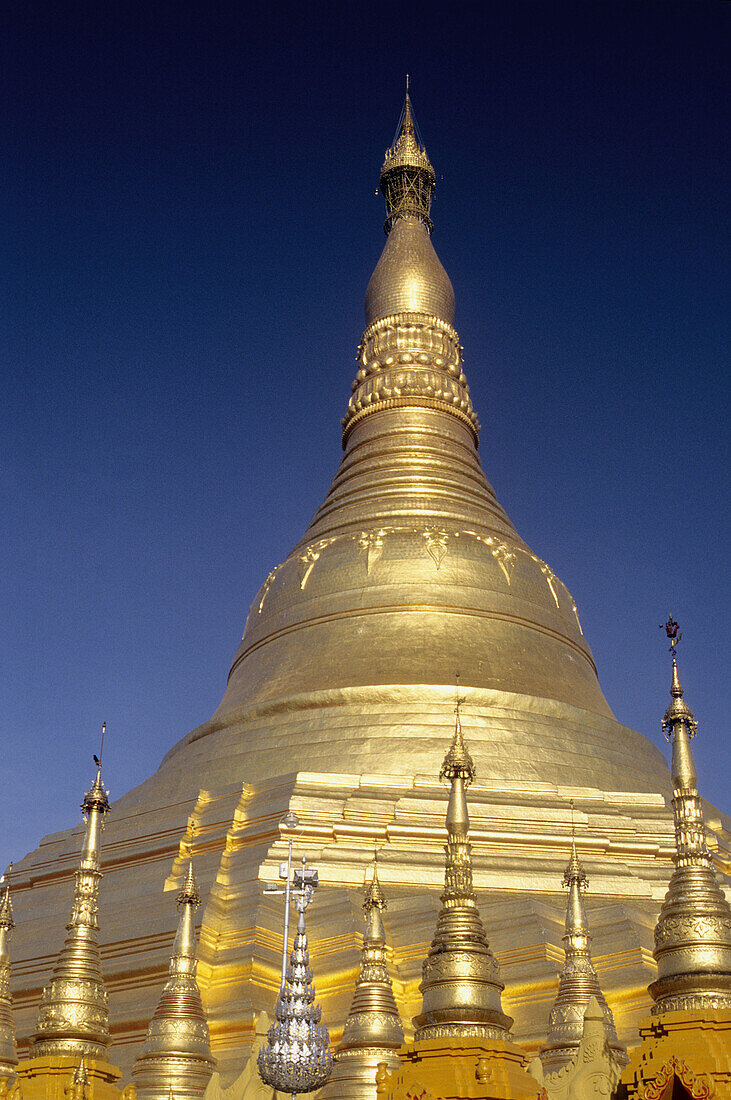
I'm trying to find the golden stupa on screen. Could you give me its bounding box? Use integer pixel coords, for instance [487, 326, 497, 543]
[8, 90, 731, 1084]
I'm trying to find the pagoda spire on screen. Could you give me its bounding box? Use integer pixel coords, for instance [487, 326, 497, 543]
[133, 862, 215, 1100]
[319, 861, 404, 1098]
[540, 815, 625, 1072]
[30, 756, 111, 1059]
[0, 875, 18, 1080]
[649, 624, 731, 1013]
[380, 78, 436, 234]
[343, 85, 479, 447]
[413, 693, 512, 1039]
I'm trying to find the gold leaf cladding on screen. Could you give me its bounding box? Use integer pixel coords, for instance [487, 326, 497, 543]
[423, 527, 449, 570]
[298, 539, 337, 590]
[490, 539, 516, 585]
[654, 913, 731, 946]
[358, 530, 389, 574]
[257, 566, 281, 614]
[539, 562, 561, 607]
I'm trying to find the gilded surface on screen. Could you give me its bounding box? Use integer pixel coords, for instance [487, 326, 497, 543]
[15, 1054, 123, 1100]
[375, 1036, 539, 1099]
[621, 1008, 731, 1100]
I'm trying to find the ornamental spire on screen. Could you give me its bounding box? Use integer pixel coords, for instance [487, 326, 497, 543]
[257, 858, 333, 1094]
[346, 86, 479, 445]
[380, 78, 436, 234]
[319, 861, 404, 1098]
[68, 1058, 89, 1100]
[540, 809, 625, 1072]
[0, 873, 18, 1080]
[133, 862, 215, 1100]
[30, 749, 111, 1059]
[413, 690, 512, 1040]
[649, 620, 731, 1013]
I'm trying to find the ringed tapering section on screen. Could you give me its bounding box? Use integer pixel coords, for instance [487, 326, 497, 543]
[649, 635, 731, 1014]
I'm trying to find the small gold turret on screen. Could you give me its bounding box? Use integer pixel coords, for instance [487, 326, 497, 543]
[66, 1058, 89, 1100]
[133, 862, 215, 1100]
[30, 759, 111, 1059]
[649, 629, 731, 1013]
[319, 862, 404, 1098]
[413, 697, 512, 1040]
[540, 823, 625, 1071]
[0, 875, 18, 1080]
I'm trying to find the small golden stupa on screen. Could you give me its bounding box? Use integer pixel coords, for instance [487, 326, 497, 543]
[29, 765, 111, 1062]
[133, 863, 215, 1100]
[0, 880, 18, 1082]
[413, 697, 512, 1042]
[16, 759, 123, 1100]
[319, 863, 404, 1098]
[377, 707, 538, 1099]
[539, 824, 626, 1072]
[621, 631, 731, 1099]
[649, 645, 731, 1014]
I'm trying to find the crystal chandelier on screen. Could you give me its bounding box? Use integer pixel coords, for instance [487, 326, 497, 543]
[258, 851, 332, 1095]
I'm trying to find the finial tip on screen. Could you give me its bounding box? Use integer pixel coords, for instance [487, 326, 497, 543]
[363, 861, 386, 913]
[177, 860, 201, 909]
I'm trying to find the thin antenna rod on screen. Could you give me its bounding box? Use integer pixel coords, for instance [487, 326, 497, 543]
[454, 671, 466, 716]
[98, 722, 106, 769]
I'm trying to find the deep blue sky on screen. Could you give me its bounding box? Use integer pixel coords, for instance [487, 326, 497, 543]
[2, 1, 729, 863]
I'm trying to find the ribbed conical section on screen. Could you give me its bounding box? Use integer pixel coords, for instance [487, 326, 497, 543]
[320, 868, 404, 1099]
[649, 655, 731, 1013]
[0, 885, 18, 1079]
[29, 769, 111, 1059]
[133, 864, 215, 1100]
[413, 710, 512, 1040]
[540, 842, 625, 1072]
